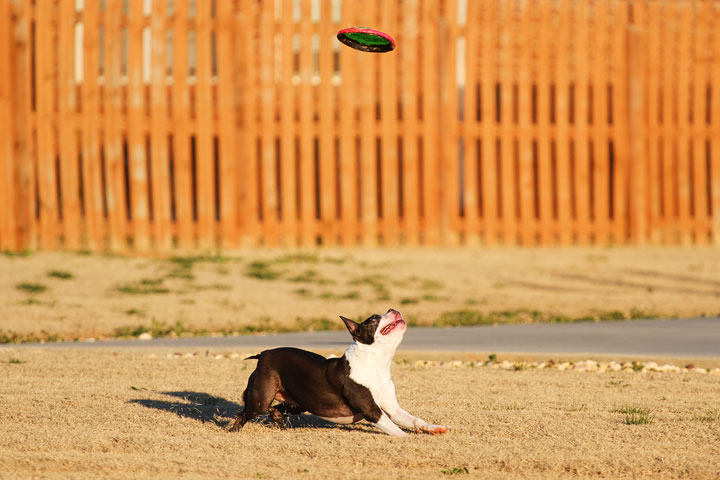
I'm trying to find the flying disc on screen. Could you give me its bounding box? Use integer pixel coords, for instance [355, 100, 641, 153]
[337, 27, 396, 53]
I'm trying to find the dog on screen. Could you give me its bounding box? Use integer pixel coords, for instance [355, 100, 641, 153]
[228, 308, 448, 437]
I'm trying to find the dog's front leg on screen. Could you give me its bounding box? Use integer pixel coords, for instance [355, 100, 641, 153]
[380, 382, 448, 435]
[373, 411, 409, 437]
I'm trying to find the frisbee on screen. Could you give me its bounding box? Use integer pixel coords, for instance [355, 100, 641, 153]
[337, 27, 396, 53]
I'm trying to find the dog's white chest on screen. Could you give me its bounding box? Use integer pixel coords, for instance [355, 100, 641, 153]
[345, 345, 393, 402]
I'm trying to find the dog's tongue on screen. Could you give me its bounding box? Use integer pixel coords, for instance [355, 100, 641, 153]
[381, 318, 404, 335]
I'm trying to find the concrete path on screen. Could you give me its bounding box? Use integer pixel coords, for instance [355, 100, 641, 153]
[6, 317, 719, 357]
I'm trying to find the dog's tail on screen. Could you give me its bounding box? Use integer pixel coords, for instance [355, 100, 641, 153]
[244, 353, 262, 361]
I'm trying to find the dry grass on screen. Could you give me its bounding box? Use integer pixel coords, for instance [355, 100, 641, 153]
[2, 247, 720, 342]
[1, 348, 719, 479]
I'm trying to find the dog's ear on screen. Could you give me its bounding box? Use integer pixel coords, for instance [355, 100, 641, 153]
[340, 316, 358, 336]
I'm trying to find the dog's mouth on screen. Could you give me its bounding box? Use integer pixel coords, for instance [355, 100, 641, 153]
[380, 316, 405, 335]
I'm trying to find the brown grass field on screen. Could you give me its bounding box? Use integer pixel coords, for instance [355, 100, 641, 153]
[1, 348, 719, 479]
[2, 247, 720, 342]
[1, 247, 719, 478]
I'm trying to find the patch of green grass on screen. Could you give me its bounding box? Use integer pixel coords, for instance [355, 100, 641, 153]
[165, 270, 195, 280]
[692, 408, 720, 422]
[18, 297, 44, 306]
[169, 254, 229, 268]
[3, 249, 32, 257]
[16, 282, 47, 294]
[294, 316, 341, 332]
[191, 283, 232, 291]
[613, 406, 653, 425]
[400, 298, 419, 305]
[349, 275, 390, 300]
[567, 404, 588, 412]
[113, 319, 200, 338]
[8, 358, 27, 364]
[288, 270, 323, 283]
[435, 309, 662, 327]
[125, 308, 144, 316]
[246, 261, 282, 280]
[441, 467, 469, 475]
[0, 330, 60, 344]
[421, 294, 447, 302]
[271, 253, 319, 264]
[607, 381, 631, 387]
[116, 279, 170, 295]
[631, 361, 645, 372]
[48, 270, 74, 280]
[318, 291, 360, 301]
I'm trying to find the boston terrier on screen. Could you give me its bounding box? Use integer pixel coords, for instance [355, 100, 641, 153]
[228, 308, 448, 437]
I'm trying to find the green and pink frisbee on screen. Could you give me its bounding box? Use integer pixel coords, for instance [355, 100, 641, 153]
[337, 27, 396, 53]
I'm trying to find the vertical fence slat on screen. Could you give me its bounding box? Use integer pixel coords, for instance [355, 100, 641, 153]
[58, 0, 80, 249]
[536, 0, 553, 246]
[258, 0, 277, 245]
[319, 0, 337, 245]
[677, 3, 693, 245]
[691, 1, 709, 244]
[127, 0, 149, 250]
[612, 0, 629, 244]
[277, 0, 296, 246]
[379, 0, 399, 245]
[358, 1, 378, 246]
[401, 0, 419, 245]
[298, 0, 315, 245]
[237, 0, 258, 245]
[103, 0, 127, 250]
[574, 0, 591, 244]
[81, 0, 103, 249]
[712, 2, 720, 245]
[661, 2, 676, 243]
[217, 0, 239, 248]
[518, 1, 534, 246]
[422, 0, 441, 245]
[442, 0, 459, 245]
[555, 0, 572, 245]
[171, 0, 193, 248]
[195, 0, 215, 248]
[150, 0, 171, 250]
[592, 1, 610, 244]
[0, 0, 15, 250]
[628, 1, 647, 245]
[499, 2, 517, 245]
[35, 0, 59, 249]
[480, 0, 498, 245]
[462, 0, 480, 245]
[339, 0, 358, 246]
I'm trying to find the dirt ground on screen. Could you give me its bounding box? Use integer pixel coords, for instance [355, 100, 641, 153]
[1, 247, 719, 341]
[1, 348, 718, 479]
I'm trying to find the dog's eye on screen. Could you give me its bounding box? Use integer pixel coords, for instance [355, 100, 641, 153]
[371, 314, 381, 321]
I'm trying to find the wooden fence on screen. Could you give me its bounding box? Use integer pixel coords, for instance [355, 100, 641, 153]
[1, 0, 719, 251]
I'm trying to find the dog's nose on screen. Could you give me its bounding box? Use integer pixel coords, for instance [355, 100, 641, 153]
[386, 308, 398, 316]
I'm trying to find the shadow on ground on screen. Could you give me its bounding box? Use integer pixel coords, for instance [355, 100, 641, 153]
[129, 391, 378, 433]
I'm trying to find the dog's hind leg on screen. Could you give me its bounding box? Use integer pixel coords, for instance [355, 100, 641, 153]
[229, 370, 280, 432]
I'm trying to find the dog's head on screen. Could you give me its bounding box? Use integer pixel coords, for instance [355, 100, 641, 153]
[340, 309, 406, 347]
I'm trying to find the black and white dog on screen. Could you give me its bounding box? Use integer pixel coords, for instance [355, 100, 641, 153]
[229, 309, 448, 437]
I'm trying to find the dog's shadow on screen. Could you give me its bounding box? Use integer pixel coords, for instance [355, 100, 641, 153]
[129, 391, 377, 433]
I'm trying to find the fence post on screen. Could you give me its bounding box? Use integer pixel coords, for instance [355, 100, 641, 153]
[12, 0, 35, 251]
[627, 18, 647, 245]
[0, 0, 15, 250]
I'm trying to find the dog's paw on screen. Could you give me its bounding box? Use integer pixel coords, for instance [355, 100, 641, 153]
[418, 424, 448, 435]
